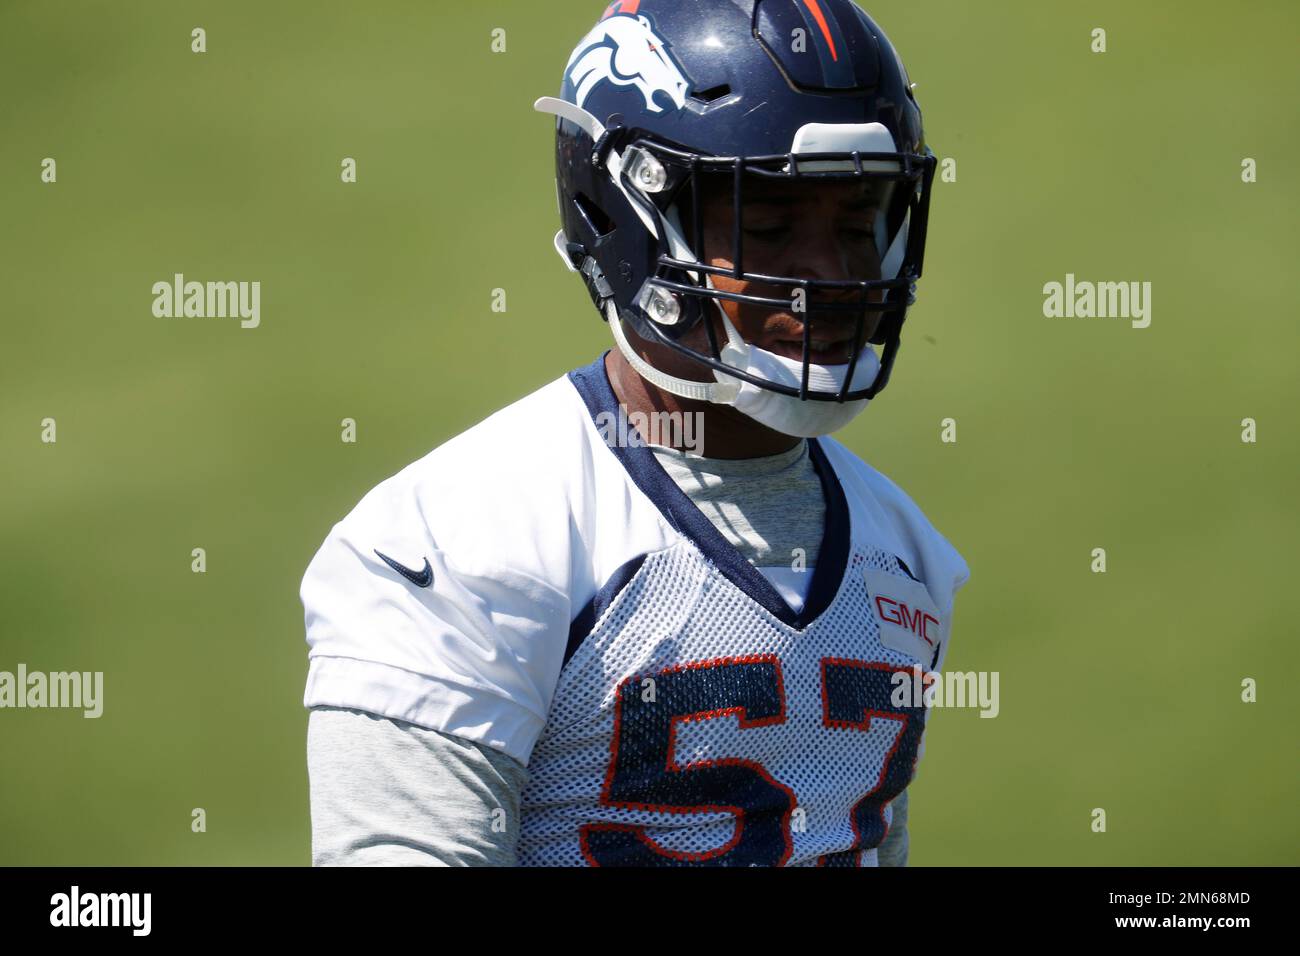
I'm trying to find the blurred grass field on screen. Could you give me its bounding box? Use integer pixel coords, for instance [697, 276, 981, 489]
[1, 0, 1296, 865]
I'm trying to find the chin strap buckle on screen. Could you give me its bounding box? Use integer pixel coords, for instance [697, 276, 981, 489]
[579, 255, 614, 313]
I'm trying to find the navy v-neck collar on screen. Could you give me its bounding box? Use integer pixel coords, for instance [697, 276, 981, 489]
[567, 354, 851, 631]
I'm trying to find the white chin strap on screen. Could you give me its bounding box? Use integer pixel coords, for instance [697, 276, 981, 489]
[607, 298, 742, 404]
[608, 295, 880, 401]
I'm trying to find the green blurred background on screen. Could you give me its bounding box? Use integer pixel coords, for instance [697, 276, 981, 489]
[1, 0, 1296, 865]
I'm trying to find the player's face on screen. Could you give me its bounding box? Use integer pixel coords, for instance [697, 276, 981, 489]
[691, 176, 889, 365]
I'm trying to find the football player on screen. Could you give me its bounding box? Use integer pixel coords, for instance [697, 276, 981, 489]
[302, 0, 969, 866]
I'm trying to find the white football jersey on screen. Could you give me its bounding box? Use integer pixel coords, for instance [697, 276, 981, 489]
[301, 355, 970, 866]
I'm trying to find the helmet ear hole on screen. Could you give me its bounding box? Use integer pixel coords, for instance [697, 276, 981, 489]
[573, 192, 615, 240]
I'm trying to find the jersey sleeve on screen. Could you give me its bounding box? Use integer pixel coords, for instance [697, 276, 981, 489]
[300, 461, 573, 766]
[300, 374, 676, 767]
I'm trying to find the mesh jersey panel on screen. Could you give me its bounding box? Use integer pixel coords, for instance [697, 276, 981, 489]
[516, 538, 924, 867]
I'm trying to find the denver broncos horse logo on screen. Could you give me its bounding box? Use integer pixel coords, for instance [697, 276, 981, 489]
[566, 6, 690, 114]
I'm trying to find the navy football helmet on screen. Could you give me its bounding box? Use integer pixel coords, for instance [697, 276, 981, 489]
[537, 0, 936, 403]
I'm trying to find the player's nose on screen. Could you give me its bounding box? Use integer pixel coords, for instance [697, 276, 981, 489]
[784, 224, 882, 292]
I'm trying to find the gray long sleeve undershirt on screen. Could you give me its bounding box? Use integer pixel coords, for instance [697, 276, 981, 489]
[308, 707, 530, 866]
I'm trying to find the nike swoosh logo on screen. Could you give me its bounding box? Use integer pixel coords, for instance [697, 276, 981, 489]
[894, 554, 923, 584]
[374, 550, 433, 588]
